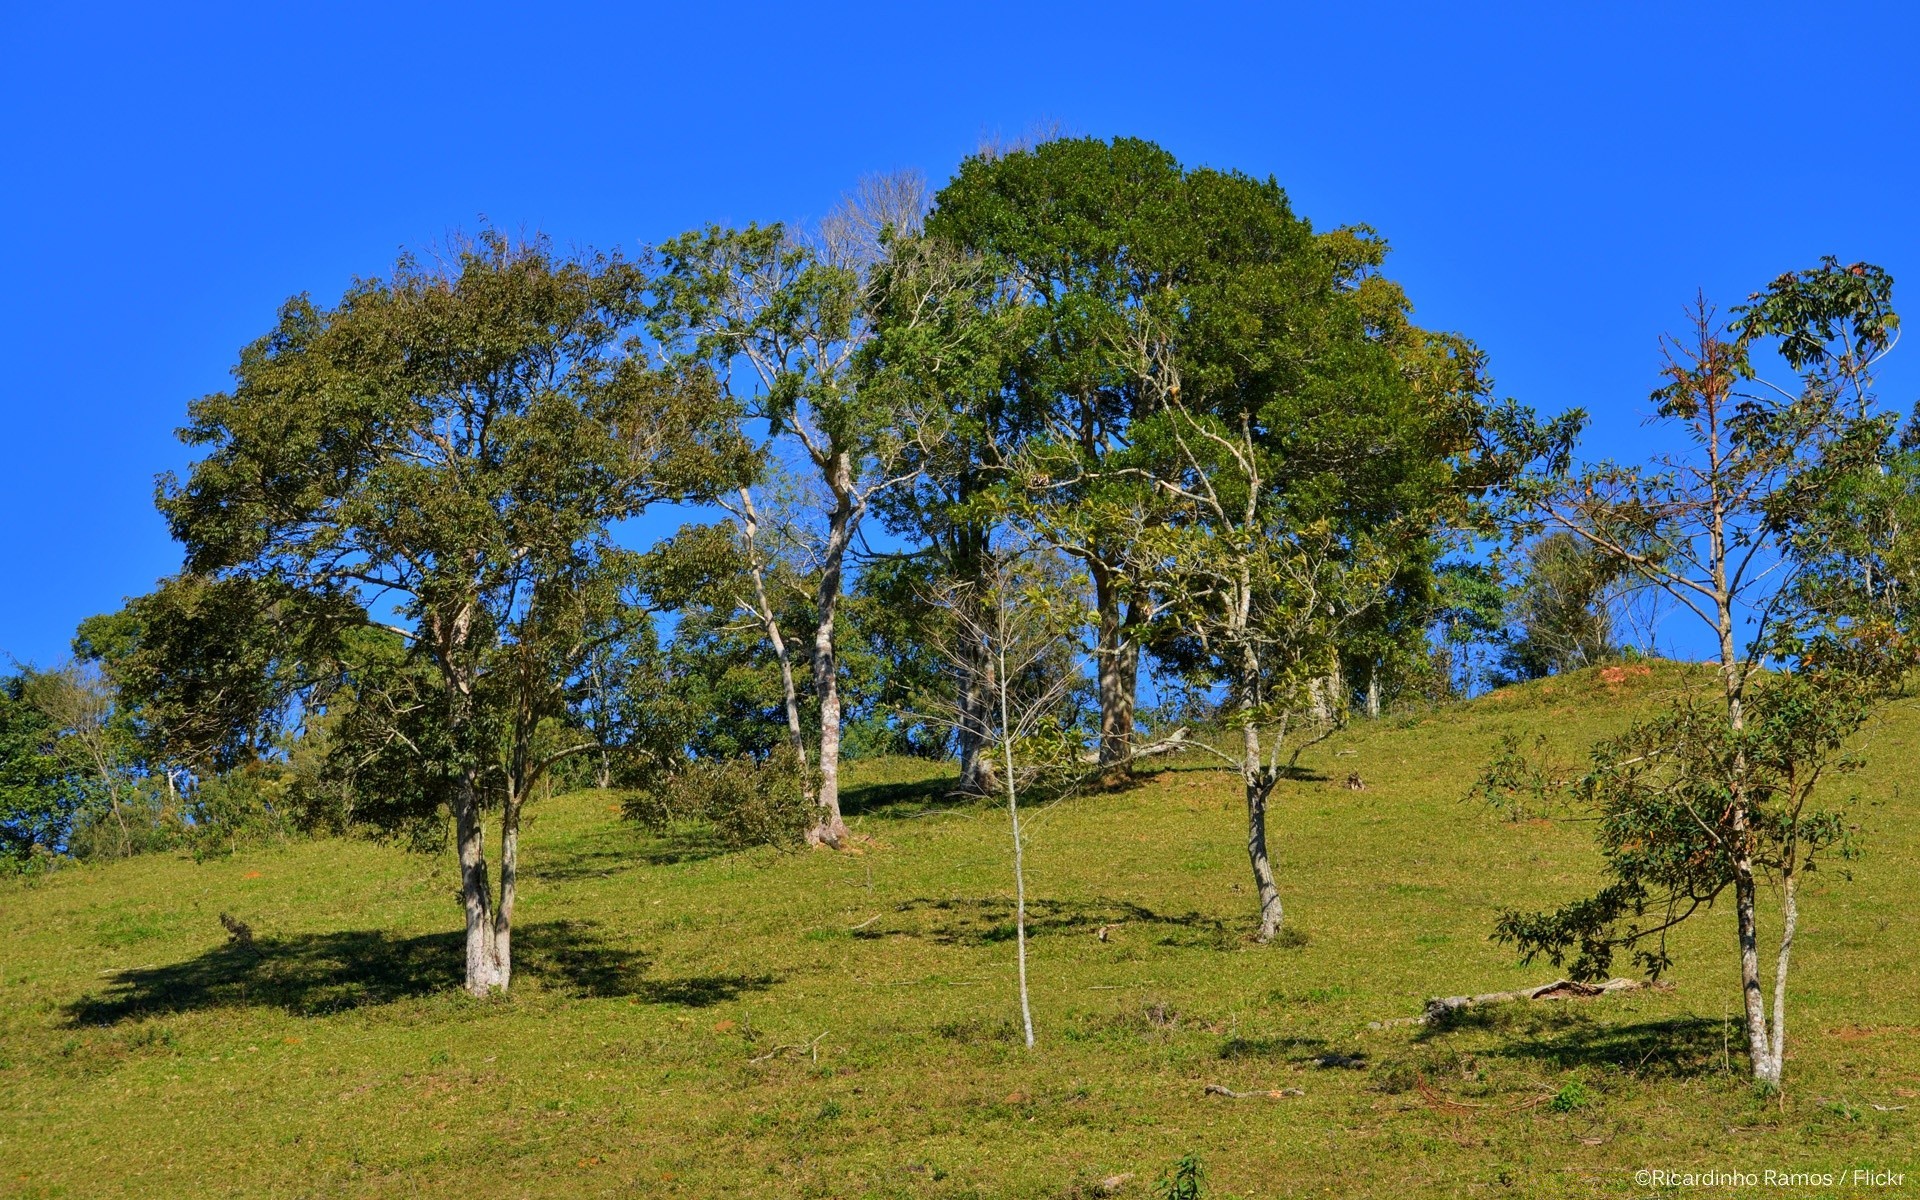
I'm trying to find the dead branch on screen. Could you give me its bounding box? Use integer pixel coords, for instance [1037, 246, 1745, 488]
[1204, 1083, 1305, 1099]
[1366, 977, 1670, 1029]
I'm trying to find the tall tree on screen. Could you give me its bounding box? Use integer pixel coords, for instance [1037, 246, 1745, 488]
[923, 138, 1191, 779]
[1495, 262, 1904, 1089]
[1122, 181, 1565, 940]
[647, 175, 935, 844]
[156, 231, 750, 994]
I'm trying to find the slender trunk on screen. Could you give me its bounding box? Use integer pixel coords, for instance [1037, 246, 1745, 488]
[739, 488, 814, 805]
[997, 634, 1035, 1049]
[805, 452, 858, 847]
[1366, 664, 1380, 720]
[492, 792, 519, 993]
[1733, 859, 1773, 1083]
[1764, 871, 1798, 1086]
[1242, 710, 1283, 943]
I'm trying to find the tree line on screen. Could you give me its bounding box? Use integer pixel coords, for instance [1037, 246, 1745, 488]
[3, 137, 1912, 1090]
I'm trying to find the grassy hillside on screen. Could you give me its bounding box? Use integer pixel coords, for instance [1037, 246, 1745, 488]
[3, 664, 1916, 1198]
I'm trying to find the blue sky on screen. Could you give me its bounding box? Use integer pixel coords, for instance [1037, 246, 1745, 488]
[3, 1, 1916, 667]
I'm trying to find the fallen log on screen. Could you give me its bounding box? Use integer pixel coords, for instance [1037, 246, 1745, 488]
[1366, 977, 1670, 1030]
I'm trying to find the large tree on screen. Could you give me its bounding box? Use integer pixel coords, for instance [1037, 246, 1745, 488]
[155, 231, 750, 994]
[1138, 206, 1557, 939]
[922, 138, 1187, 778]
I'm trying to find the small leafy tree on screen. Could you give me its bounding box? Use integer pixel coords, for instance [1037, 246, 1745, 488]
[1501, 531, 1628, 680]
[1495, 262, 1906, 1088]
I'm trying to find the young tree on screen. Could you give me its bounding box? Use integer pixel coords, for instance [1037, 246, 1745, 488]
[928, 544, 1086, 1046]
[156, 231, 751, 994]
[1495, 263, 1904, 1088]
[648, 175, 933, 845]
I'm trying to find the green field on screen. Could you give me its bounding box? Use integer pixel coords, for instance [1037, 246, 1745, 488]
[3, 665, 1916, 1198]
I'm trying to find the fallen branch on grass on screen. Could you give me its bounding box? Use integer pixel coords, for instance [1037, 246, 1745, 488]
[1204, 1084, 1305, 1099]
[748, 1030, 827, 1065]
[1366, 977, 1671, 1029]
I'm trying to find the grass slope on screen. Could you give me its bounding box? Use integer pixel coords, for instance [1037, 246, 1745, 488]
[2, 664, 1916, 1198]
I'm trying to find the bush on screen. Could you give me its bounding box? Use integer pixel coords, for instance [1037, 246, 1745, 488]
[626, 747, 812, 850]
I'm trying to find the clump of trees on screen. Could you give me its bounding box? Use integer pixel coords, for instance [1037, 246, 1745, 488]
[3, 137, 1909, 1095]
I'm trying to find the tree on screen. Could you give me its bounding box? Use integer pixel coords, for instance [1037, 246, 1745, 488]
[990, 158, 1559, 940]
[923, 138, 1189, 779]
[1501, 531, 1627, 680]
[927, 542, 1087, 1047]
[0, 673, 78, 871]
[1495, 262, 1905, 1089]
[648, 175, 933, 845]
[156, 231, 751, 995]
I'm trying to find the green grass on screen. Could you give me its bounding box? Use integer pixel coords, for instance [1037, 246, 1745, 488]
[3, 664, 1917, 1197]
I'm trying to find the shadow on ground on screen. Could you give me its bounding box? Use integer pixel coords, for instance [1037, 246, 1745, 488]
[839, 773, 973, 820]
[1421, 1006, 1725, 1079]
[66, 919, 775, 1025]
[526, 825, 730, 882]
[858, 896, 1237, 950]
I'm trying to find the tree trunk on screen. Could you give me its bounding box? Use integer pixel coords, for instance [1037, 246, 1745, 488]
[805, 452, 858, 848]
[1241, 717, 1283, 943]
[491, 792, 520, 993]
[1245, 773, 1283, 943]
[455, 777, 506, 996]
[956, 631, 999, 794]
[1091, 560, 1139, 780]
[1733, 858, 1775, 1086]
[1366, 665, 1380, 720]
[953, 522, 1000, 794]
[1766, 871, 1798, 1087]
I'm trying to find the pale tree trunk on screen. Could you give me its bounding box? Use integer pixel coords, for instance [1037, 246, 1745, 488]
[805, 451, 859, 848]
[1235, 621, 1284, 942]
[455, 775, 506, 996]
[996, 636, 1036, 1049]
[956, 630, 1000, 794]
[1366, 664, 1380, 720]
[492, 793, 519, 992]
[739, 488, 815, 806]
[1243, 715, 1283, 943]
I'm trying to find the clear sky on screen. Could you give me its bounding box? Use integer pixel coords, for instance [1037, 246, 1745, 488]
[3, 1, 1915, 668]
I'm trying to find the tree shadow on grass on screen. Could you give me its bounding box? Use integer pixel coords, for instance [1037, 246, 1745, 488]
[66, 919, 775, 1026]
[1419, 1004, 1724, 1079]
[839, 773, 973, 821]
[857, 896, 1237, 950]
[525, 825, 730, 882]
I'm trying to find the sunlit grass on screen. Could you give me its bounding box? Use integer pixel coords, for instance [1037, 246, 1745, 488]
[2, 663, 1915, 1196]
